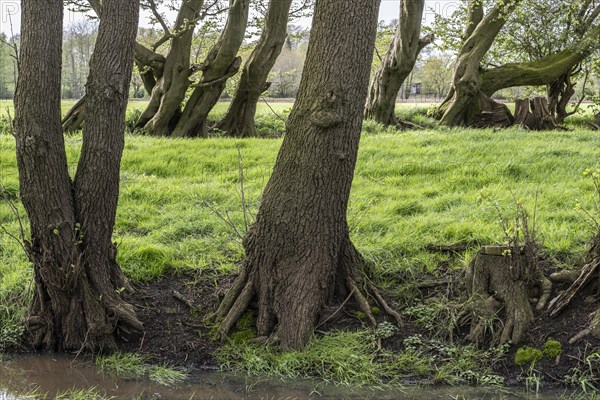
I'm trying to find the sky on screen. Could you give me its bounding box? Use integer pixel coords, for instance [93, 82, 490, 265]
[0, 1, 462, 35]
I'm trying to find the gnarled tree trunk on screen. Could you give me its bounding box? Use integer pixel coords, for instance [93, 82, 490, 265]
[15, 0, 142, 352]
[137, 0, 205, 136]
[172, 0, 251, 137]
[215, 0, 294, 137]
[214, 0, 390, 350]
[439, 0, 521, 126]
[464, 246, 551, 346]
[364, 0, 432, 127]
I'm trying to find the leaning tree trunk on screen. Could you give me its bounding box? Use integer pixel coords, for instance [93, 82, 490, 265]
[15, 0, 142, 352]
[172, 0, 251, 137]
[61, 43, 165, 133]
[439, 0, 521, 126]
[214, 0, 294, 137]
[364, 0, 432, 127]
[137, 0, 205, 136]
[214, 0, 394, 350]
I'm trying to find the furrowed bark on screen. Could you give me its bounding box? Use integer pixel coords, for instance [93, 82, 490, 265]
[216, 0, 390, 350]
[364, 0, 432, 127]
[15, 0, 141, 352]
[215, 0, 294, 137]
[172, 0, 251, 137]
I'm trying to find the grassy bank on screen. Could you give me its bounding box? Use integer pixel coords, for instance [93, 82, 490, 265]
[1, 105, 599, 387]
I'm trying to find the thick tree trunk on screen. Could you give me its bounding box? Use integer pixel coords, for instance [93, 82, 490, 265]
[137, 0, 205, 136]
[364, 0, 432, 127]
[214, 0, 387, 350]
[439, 0, 521, 126]
[15, 0, 141, 352]
[172, 0, 251, 137]
[215, 0, 293, 137]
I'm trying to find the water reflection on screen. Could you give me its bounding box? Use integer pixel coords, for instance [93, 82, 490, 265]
[0, 355, 573, 399]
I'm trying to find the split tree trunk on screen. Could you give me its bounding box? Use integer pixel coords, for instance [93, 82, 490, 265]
[514, 97, 564, 130]
[215, 0, 385, 350]
[215, 0, 294, 137]
[364, 0, 432, 127]
[15, 0, 142, 352]
[137, 0, 205, 136]
[439, 0, 521, 126]
[172, 0, 251, 137]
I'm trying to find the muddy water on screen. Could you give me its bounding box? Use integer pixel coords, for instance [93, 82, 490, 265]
[0, 355, 570, 400]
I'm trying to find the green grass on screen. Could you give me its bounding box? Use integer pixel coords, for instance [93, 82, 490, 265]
[95, 352, 186, 386]
[0, 103, 599, 376]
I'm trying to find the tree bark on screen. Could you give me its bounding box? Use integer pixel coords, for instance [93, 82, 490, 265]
[364, 0, 432, 127]
[439, 0, 521, 126]
[172, 0, 251, 137]
[464, 246, 551, 346]
[214, 0, 294, 137]
[214, 0, 387, 350]
[15, 0, 141, 352]
[137, 0, 205, 136]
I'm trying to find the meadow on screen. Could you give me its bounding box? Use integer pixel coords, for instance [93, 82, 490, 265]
[0, 102, 599, 386]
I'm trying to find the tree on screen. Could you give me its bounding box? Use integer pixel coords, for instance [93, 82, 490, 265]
[364, 0, 433, 127]
[214, 0, 399, 350]
[434, 0, 600, 126]
[215, 0, 295, 137]
[439, 0, 522, 127]
[15, 0, 141, 351]
[135, 0, 207, 136]
[171, 0, 251, 137]
[419, 55, 453, 99]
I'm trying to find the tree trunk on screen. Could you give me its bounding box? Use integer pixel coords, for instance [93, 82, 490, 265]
[15, 0, 142, 352]
[215, 0, 294, 137]
[214, 0, 389, 350]
[137, 0, 205, 136]
[62, 95, 86, 132]
[172, 0, 251, 137]
[464, 246, 551, 346]
[547, 67, 577, 123]
[61, 43, 165, 133]
[439, 0, 521, 126]
[364, 0, 432, 127]
[514, 97, 564, 130]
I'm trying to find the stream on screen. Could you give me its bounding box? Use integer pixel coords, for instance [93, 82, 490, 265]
[0, 355, 578, 399]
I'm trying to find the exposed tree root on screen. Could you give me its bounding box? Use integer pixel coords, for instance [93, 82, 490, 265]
[213, 240, 402, 348]
[463, 245, 552, 347]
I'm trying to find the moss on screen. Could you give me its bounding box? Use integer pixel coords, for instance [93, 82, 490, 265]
[371, 307, 381, 316]
[542, 339, 563, 359]
[515, 346, 543, 366]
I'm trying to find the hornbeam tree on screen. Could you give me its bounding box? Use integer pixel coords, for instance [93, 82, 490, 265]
[171, 0, 251, 137]
[15, 0, 141, 351]
[364, 0, 433, 127]
[214, 0, 295, 137]
[439, 0, 522, 126]
[435, 0, 600, 126]
[213, 0, 402, 350]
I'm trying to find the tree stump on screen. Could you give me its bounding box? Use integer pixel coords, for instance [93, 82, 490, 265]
[513, 97, 565, 130]
[470, 94, 515, 128]
[464, 245, 552, 347]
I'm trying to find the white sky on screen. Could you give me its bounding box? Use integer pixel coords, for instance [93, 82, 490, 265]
[0, 1, 461, 35]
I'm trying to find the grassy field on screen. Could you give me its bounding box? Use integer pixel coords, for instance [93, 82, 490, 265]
[0, 104, 599, 384]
